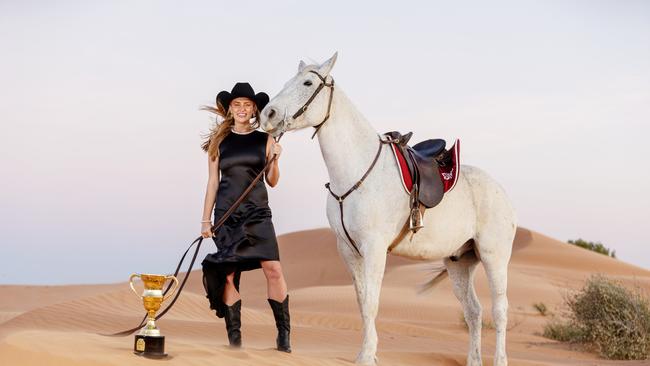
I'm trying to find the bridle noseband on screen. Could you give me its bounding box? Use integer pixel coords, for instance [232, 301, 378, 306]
[290, 70, 335, 139]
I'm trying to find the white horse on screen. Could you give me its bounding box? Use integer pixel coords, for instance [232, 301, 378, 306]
[260, 53, 516, 366]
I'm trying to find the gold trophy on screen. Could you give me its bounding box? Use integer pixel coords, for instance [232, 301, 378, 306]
[129, 273, 179, 358]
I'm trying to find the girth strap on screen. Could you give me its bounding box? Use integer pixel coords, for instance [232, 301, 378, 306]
[387, 204, 425, 254]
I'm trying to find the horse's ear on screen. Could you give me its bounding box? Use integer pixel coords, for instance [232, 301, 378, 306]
[298, 60, 307, 72]
[318, 52, 338, 76]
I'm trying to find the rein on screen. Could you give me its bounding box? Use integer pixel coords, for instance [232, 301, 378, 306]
[103, 136, 281, 337]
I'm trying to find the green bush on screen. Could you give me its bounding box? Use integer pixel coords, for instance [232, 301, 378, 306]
[533, 302, 548, 316]
[568, 238, 616, 258]
[543, 319, 585, 341]
[543, 275, 650, 360]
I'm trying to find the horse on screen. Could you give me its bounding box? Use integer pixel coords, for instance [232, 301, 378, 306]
[260, 52, 516, 366]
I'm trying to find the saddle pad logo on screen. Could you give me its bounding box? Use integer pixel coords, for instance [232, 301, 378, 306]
[442, 169, 454, 181]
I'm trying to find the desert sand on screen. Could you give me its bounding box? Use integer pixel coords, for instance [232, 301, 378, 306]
[1, 227, 649, 366]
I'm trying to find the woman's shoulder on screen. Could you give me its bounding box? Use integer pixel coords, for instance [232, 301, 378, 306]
[253, 130, 272, 142]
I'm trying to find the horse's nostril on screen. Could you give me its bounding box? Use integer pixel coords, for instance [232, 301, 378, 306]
[267, 108, 276, 119]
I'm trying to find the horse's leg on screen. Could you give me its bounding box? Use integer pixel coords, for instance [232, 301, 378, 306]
[480, 247, 511, 366]
[338, 237, 387, 365]
[445, 255, 482, 366]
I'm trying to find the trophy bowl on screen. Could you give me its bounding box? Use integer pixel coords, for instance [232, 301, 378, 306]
[129, 273, 178, 358]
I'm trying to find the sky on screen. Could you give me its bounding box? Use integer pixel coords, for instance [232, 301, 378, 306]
[1, 0, 648, 285]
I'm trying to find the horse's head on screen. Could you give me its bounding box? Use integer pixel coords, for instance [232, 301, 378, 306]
[261, 52, 338, 138]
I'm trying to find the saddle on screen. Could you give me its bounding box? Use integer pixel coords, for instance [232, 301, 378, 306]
[384, 131, 460, 233]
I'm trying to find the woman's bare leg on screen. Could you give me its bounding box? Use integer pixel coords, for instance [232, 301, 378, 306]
[261, 260, 287, 301]
[222, 272, 241, 305]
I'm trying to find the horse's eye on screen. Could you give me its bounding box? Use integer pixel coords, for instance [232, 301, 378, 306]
[303, 80, 313, 86]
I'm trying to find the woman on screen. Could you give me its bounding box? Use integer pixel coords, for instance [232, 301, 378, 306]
[199, 82, 291, 352]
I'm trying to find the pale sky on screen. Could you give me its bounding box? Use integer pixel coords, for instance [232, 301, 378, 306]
[1, 0, 649, 284]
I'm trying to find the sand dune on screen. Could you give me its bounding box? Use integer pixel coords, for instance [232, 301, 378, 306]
[1, 227, 649, 365]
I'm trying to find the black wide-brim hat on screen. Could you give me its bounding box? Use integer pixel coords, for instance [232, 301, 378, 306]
[216, 82, 269, 113]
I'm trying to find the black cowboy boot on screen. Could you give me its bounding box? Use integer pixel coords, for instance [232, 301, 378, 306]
[224, 300, 242, 347]
[267, 295, 291, 353]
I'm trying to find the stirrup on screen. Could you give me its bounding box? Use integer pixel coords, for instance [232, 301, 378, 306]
[408, 185, 423, 233]
[409, 206, 423, 232]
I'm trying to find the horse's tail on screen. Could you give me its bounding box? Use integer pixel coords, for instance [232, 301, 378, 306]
[418, 248, 479, 293]
[419, 265, 449, 293]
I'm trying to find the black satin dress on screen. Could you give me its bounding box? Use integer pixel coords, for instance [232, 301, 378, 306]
[201, 130, 279, 318]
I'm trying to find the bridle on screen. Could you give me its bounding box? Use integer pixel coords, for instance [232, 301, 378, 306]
[290, 70, 335, 139]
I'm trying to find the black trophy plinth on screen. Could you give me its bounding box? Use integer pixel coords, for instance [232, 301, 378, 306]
[134, 334, 167, 358]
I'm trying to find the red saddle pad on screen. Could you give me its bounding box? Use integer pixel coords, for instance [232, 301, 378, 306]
[389, 139, 460, 195]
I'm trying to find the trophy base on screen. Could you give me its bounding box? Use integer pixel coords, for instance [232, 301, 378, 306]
[134, 335, 167, 358]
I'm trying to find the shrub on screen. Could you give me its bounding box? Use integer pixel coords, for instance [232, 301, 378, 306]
[543, 319, 584, 341]
[533, 302, 548, 316]
[543, 275, 650, 360]
[568, 238, 616, 258]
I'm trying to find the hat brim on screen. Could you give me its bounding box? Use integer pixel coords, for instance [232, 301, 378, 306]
[254, 92, 269, 111]
[216, 91, 232, 111]
[217, 91, 269, 113]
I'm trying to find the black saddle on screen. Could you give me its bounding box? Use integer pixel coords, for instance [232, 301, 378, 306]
[384, 131, 448, 209]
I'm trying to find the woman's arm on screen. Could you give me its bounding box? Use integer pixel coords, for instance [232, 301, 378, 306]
[201, 154, 219, 236]
[265, 134, 281, 187]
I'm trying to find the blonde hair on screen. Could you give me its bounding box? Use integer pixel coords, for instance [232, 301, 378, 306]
[200, 100, 261, 161]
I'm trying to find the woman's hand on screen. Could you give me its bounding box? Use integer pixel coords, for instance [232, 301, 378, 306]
[201, 222, 213, 238]
[271, 141, 282, 158]
[265, 135, 281, 187]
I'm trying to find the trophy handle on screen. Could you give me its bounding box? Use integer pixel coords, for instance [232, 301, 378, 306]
[129, 274, 142, 297]
[162, 275, 179, 301]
